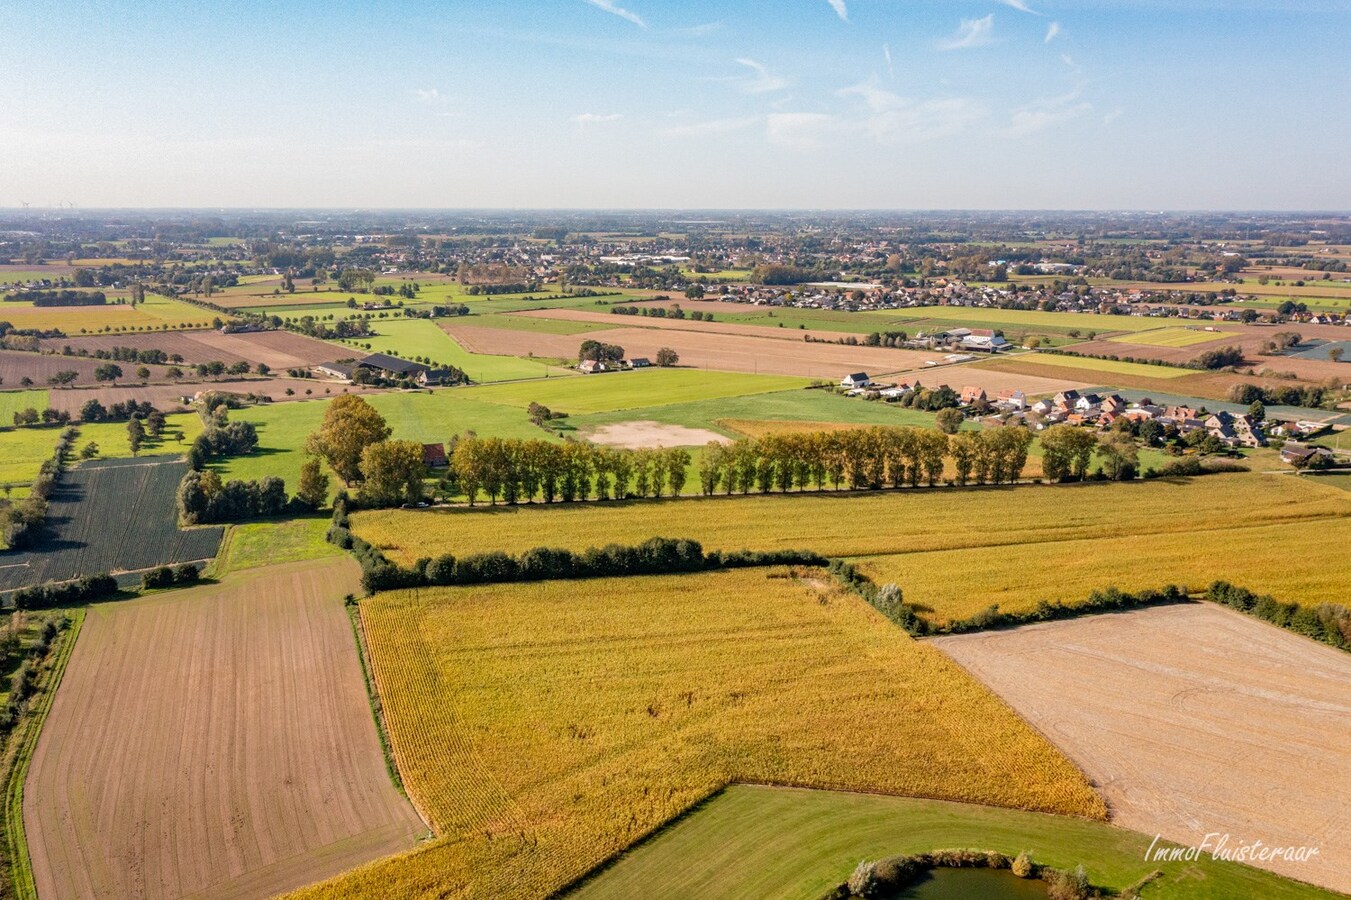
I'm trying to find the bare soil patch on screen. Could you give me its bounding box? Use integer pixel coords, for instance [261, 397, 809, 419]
[584, 420, 730, 449]
[934, 604, 1351, 894]
[24, 558, 424, 900]
[38, 329, 341, 370]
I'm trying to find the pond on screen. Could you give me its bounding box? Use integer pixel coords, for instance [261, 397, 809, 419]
[888, 866, 1051, 899]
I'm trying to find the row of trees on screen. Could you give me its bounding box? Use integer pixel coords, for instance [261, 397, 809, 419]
[0, 427, 75, 548]
[451, 437, 692, 505]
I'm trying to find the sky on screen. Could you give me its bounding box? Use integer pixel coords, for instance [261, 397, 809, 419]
[1, 0, 1349, 210]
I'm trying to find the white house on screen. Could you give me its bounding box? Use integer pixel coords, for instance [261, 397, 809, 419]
[841, 372, 872, 389]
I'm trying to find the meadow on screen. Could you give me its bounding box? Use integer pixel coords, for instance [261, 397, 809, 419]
[291, 568, 1102, 900]
[0, 391, 49, 422]
[1106, 326, 1238, 347]
[571, 785, 1338, 900]
[209, 515, 343, 576]
[332, 317, 571, 381]
[0, 413, 199, 491]
[463, 368, 811, 415]
[351, 471, 1349, 567]
[852, 518, 1351, 625]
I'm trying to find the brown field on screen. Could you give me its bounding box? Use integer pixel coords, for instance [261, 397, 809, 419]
[972, 355, 1310, 400]
[935, 604, 1351, 894]
[40, 377, 380, 415]
[446, 321, 1091, 394]
[583, 420, 730, 448]
[24, 558, 425, 900]
[0, 349, 181, 388]
[38, 328, 342, 370]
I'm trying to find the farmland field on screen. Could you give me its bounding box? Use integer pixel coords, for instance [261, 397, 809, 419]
[935, 604, 1351, 894]
[462, 312, 610, 335]
[463, 368, 811, 415]
[351, 471, 1350, 568]
[1008, 351, 1194, 379]
[0, 457, 223, 590]
[571, 785, 1338, 900]
[39, 328, 343, 370]
[335, 318, 572, 381]
[852, 518, 1351, 626]
[211, 515, 342, 575]
[0, 390, 49, 422]
[294, 568, 1102, 899]
[24, 558, 425, 900]
[1105, 326, 1238, 347]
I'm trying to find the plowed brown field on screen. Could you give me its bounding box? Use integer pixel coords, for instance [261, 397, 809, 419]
[38, 329, 341, 370]
[935, 604, 1351, 894]
[24, 558, 424, 900]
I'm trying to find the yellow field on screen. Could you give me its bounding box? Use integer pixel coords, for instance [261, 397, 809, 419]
[0, 293, 214, 333]
[352, 472, 1350, 567]
[854, 518, 1351, 625]
[1015, 351, 1193, 379]
[1106, 326, 1238, 348]
[291, 568, 1103, 900]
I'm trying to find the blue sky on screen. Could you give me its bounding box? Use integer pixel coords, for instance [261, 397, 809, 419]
[2, 0, 1348, 209]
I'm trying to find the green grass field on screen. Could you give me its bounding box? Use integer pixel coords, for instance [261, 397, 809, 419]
[218, 392, 560, 494]
[464, 369, 811, 416]
[561, 388, 941, 437]
[570, 785, 1339, 900]
[210, 515, 343, 575]
[0, 391, 50, 422]
[332, 318, 573, 382]
[463, 313, 609, 335]
[1107, 326, 1239, 347]
[1008, 352, 1193, 379]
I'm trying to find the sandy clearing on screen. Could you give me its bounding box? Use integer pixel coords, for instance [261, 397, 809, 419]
[934, 604, 1351, 894]
[24, 558, 425, 900]
[584, 420, 730, 449]
[445, 322, 1093, 396]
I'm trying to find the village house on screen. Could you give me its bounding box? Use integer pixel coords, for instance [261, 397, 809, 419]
[1280, 442, 1334, 466]
[960, 386, 988, 406]
[840, 372, 873, 389]
[628, 357, 652, 369]
[421, 443, 449, 469]
[578, 359, 609, 374]
[959, 329, 1012, 353]
[996, 389, 1027, 409]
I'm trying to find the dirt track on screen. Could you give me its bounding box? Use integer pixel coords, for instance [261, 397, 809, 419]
[24, 558, 424, 900]
[934, 604, 1351, 894]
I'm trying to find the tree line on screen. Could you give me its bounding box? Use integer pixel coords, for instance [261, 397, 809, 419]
[0, 427, 75, 549]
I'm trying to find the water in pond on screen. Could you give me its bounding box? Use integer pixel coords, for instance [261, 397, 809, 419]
[888, 866, 1051, 899]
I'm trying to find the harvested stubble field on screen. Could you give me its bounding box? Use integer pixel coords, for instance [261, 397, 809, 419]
[446, 321, 924, 381]
[573, 785, 1338, 900]
[464, 368, 810, 415]
[0, 348, 179, 387]
[292, 568, 1102, 900]
[0, 457, 223, 590]
[39, 377, 378, 416]
[25, 558, 425, 900]
[969, 354, 1281, 400]
[351, 472, 1350, 568]
[39, 328, 344, 370]
[935, 604, 1351, 894]
[582, 420, 729, 449]
[1104, 326, 1238, 347]
[853, 518, 1351, 626]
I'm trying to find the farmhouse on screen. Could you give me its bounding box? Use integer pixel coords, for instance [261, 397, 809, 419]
[959, 329, 1012, 353]
[417, 367, 460, 387]
[422, 443, 449, 469]
[628, 358, 652, 369]
[840, 372, 872, 389]
[358, 353, 430, 380]
[578, 360, 609, 374]
[1280, 442, 1333, 466]
[314, 361, 356, 381]
[960, 386, 988, 406]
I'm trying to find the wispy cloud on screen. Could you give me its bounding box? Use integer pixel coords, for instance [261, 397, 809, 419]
[1102, 108, 1124, 127]
[838, 78, 984, 144]
[582, 0, 645, 28]
[661, 116, 760, 137]
[673, 21, 722, 36]
[825, 0, 849, 22]
[996, 0, 1040, 14]
[882, 43, 894, 79]
[734, 58, 789, 94]
[939, 14, 995, 50]
[1044, 21, 1062, 43]
[414, 88, 445, 105]
[572, 112, 624, 124]
[997, 90, 1091, 137]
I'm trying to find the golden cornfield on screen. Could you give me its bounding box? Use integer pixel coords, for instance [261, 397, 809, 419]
[856, 518, 1351, 626]
[353, 472, 1349, 568]
[288, 569, 1104, 900]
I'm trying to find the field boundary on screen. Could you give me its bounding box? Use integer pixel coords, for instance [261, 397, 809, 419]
[1, 609, 83, 900]
[347, 603, 420, 815]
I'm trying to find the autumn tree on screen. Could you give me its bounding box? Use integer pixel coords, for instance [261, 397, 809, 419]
[305, 394, 391, 484]
[359, 440, 427, 507]
[295, 457, 330, 510]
